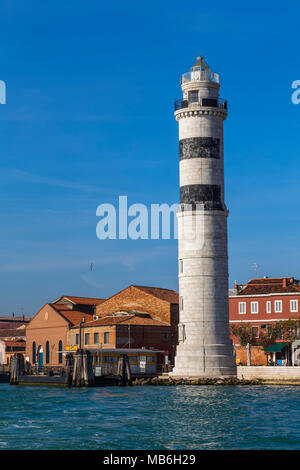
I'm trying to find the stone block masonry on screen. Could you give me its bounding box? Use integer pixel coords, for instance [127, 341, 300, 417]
[171, 56, 236, 378]
[237, 366, 300, 382]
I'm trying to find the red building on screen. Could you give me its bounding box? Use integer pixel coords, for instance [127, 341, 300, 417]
[229, 277, 300, 364]
[229, 277, 300, 342]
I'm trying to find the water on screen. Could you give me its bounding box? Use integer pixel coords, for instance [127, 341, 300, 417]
[0, 383, 299, 450]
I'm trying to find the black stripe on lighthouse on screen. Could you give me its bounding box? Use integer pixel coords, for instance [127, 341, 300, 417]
[180, 184, 224, 210]
[179, 137, 220, 160]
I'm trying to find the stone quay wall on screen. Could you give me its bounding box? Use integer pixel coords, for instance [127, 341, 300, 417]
[237, 366, 300, 381]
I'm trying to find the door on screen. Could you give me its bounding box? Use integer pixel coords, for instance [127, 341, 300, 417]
[38, 346, 43, 368]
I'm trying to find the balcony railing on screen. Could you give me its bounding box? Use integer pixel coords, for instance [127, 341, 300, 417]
[175, 97, 227, 112]
[181, 71, 219, 84]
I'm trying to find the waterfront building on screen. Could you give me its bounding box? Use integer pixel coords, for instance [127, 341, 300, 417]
[0, 320, 27, 366]
[68, 285, 179, 365]
[229, 276, 300, 365]
[25, 296, 104, 367]
[3, 340, 26, 365]
[0, 314, 30, 329]
[66, 348, 164, 376]
[171, 56, 236, 377]
[0, 326, 26, 342]
[0, 340, 5, 365]
[26, 286, 178, 368]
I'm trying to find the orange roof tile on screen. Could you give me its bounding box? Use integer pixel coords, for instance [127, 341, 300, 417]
[50, 305, 93, 326]
[132, 285, 179, 304]
[0, 329, 26, 338]
[55, 296, 106, 305]
[71, 314, 168, 328]
[236, 277, 300, 295]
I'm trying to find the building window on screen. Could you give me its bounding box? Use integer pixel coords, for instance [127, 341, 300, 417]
[251, 326, 259, 339]
[188, 90, 198, 103]
[251, 302, 258, 314]
[94, 333, 99, 344]
[238, 302, 246, 314]
[266, 301, 271, 314]
[46, 341, 50, 364]
[32, 341, 36, 364]
[180, 296, 184, 311]
[266, 324, 272, 336]
[85, 333, 90, 345]
[179, 259, 183, 273]
[290, 300, 298, 313]
[58, 340, 63, 364]
[104, 332, 110, 344]
[274, 300, 282, 313]
[75, 334, 79, 345]
[162, 332, 169, 343]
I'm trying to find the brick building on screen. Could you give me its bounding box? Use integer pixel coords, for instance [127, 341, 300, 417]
[26, 286, 179, 368]
[229, 277, 300, 365]
[0, 315, 30, 329]
[3, 340, 26, 365]
[25, 296, 104, 367]
[0, 317, 28, 366]
[68, 285, 179, 365]
[0, 340, 5, 365]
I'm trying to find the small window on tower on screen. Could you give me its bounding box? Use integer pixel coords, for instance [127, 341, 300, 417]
[188, 90, 198, 103]
[180, 296, 184, 311]
[179, 259, 183, 273]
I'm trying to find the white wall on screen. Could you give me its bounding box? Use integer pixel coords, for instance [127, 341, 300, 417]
[238, 366, 300, 381]
[0, 340, 5, 365]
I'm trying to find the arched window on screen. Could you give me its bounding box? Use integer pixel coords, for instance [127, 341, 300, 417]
[32, 342, 36, 364]
[46, 341, 50, 364]
[58, 340, 63, 364]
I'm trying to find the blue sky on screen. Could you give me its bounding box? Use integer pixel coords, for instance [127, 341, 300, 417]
[0, 0, 299, 314]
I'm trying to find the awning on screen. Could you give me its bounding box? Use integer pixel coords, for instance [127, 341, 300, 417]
[264, 342, 289, 353]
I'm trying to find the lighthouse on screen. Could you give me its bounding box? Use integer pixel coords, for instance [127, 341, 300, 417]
[171, 56, 236, 377]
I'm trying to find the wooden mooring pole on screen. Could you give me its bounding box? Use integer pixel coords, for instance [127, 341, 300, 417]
[65, 353, 74, 387]
[9, 354, 25, 385]
[117, 353, 132, 386]
[71, 349, 94, 387]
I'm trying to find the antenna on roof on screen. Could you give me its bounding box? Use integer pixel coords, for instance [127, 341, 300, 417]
[252, 262, 260, 277]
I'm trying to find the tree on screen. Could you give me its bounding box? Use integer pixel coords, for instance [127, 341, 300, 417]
[230, 324, 253, 346]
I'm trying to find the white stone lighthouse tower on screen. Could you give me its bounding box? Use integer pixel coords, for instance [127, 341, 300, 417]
[172, 56, 236, 377]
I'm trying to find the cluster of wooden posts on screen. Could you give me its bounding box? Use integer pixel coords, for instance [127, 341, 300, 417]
[8, 351, 133, 387]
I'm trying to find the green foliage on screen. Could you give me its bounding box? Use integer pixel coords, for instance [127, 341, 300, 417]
[258, 318, 300, 346]
[232, 318, 300, 347]
[230, 324, 253, 346]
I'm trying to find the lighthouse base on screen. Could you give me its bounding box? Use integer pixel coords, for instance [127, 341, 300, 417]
[170, 343, 237, 378]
